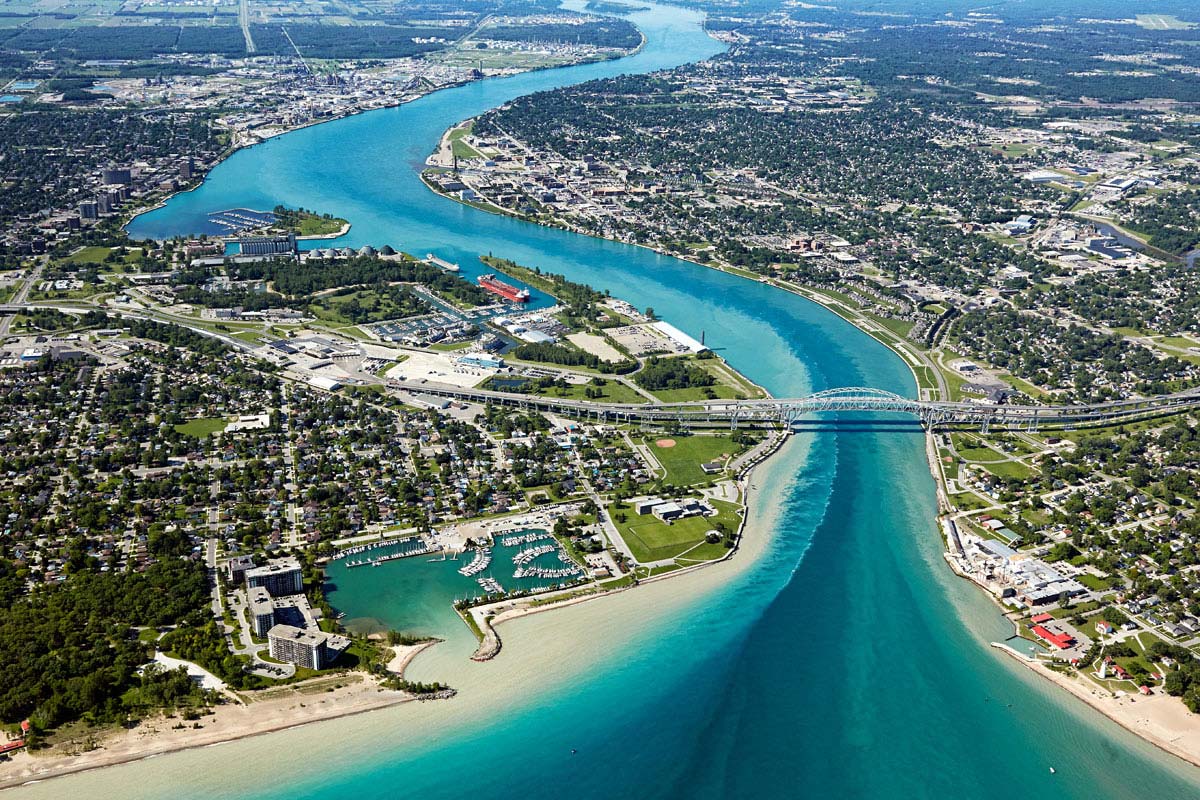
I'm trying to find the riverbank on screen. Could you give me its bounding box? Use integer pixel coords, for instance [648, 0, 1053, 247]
[419, 168, 943, 399]
[930, 425, 1200, 769]
[416, 118, 1200, 778]
[0, 674, 414, 792]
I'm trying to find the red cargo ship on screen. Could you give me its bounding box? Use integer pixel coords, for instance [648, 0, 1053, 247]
[477, 273, 531, 303]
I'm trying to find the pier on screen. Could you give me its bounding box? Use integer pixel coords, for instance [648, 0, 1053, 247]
[500, 530, 552, 547]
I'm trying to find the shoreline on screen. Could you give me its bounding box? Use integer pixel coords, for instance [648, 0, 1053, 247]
[0, 395, 787, 794]
[419, 170, 937, 388]
[416, 118, 1200, 775]
[992, 643, 1200, 771]
[0, 675, 415, 792]
[0, 643, 450, 791]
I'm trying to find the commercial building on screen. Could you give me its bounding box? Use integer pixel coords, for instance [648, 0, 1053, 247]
[245, 556, 303, 596]
[237, 233, 298, 258]
[267, 625, 351, 670]
[1031, 624, 1075, 650]
[457, 354, 504, 370]
[101, 167, 132, 186]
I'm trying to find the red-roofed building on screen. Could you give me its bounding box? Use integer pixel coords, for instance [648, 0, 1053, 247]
[1032, 625, 1075, 650]
[1031, 613, 1054, 624]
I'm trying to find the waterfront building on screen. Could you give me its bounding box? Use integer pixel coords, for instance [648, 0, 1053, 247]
[267, 625, 351, 670]
[246, 556, 303, 596]
[237, 233, 298, 257]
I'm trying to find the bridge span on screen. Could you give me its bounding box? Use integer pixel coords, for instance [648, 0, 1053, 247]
[396, 383, 1200, 432]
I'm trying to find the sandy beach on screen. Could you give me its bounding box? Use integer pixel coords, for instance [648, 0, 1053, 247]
[995, 644, 1200, 769]
[0, 675, 413, 791]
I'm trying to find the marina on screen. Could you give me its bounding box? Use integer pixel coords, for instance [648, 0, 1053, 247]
[476, 577, 504, 594]
[204, 207, 277, 234]
[499, 530, 553, 547]
[513, 562, 582, 580]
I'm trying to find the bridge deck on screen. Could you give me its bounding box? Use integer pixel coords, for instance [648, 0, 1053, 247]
[395, 381, 1200, 431]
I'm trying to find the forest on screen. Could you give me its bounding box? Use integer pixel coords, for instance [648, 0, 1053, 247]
[0, 559, 211, 731]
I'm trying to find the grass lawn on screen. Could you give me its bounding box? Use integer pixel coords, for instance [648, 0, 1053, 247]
[868, 314, 915, 338]
[610, 498, 743, 563]
[956, 444, 1008, 463]
[644, 433, 745, 485]
[309, 288, 424, 324]
[1155, 335, 1200, 350]
[913, 365, 940, 392]
[938, 449, 959, 481]
[291, 214, 347, 237]
[175, 417, 229, 437]
[649, 383, 742, 402]
[449, 122, 484, 160]
[695, 357, 766, 398]
[61, 245, 112, 264]
[512, 379, 647, 405]
[981, 459, 1034, 480]
[1077, 573, 1116, 592]
[997, 372, 1049, 399]
[949, 491, 995, 512]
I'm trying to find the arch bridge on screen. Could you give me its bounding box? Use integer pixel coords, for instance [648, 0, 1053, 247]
[399, 382, 1200, 433]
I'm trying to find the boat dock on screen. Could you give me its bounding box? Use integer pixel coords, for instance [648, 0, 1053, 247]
[458, 548, 493, 576]
[500, 530, 552, 547]
[512, 544, 555, 566]
[337, 536, 440, 568]
[514, 564, 582, 580]
[425, 253, 460, 272]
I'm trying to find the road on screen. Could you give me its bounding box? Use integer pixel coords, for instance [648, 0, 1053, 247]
[240, 0, 256, 54]
[0, 256, 45, 337]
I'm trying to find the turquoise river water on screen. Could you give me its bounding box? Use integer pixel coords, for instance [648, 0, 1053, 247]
[28, 2, 1200, 798]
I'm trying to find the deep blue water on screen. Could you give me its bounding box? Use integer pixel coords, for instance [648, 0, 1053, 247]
[101, 3, 1200, 799]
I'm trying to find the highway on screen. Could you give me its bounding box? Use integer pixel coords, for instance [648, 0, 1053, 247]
[395, 381, 1200, 432]
[240, 0, 256, 54]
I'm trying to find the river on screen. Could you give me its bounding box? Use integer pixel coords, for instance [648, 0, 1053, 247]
[37, 2, 1200, 798]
